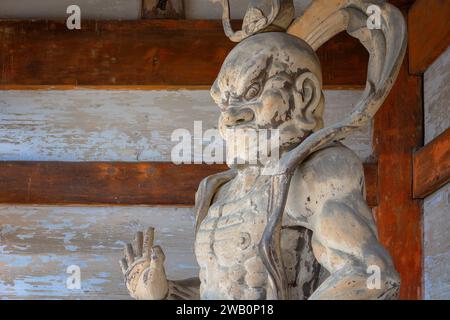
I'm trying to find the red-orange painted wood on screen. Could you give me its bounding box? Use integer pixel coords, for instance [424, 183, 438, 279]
[413, 127, 450, 198]
[0, 161, 378, 207]
[408, 0, 450, 74]
[0, 162, 227, 206]
[373, 58, 423, 300]
[0, 20, 368, 90]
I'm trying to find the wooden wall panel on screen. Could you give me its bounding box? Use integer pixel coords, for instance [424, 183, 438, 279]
[0, 89, 372, 162]
[423, 183, 450, 299]
[373, 59, 423, 300]
[422, 45, 450, 300]
[424, 46, 450, 144]
[0, 205, 197, 299]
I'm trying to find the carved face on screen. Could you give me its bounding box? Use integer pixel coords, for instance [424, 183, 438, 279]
[211, 33, 324, 165]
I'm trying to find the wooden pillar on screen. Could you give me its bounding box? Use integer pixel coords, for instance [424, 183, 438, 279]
[373, 55, 423, 299]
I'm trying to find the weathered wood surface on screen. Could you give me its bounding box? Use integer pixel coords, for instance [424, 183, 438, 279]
[0, 90, 221, 162]
[0, 205, 198, 299]
[423, 183, 450, 300]
[363, 162, 378, 209]
[0, 20, 368, 90]
[373, 59, 423, 300]
[0, 161, 378, 207]
[408, 0, 450, 74]
[0, 20, 233, 90]
[0, 89, 371, 161]
[424, 47, 450, 144]
[423, 47, 450, 300]
[0, 162, 227, 206]
[413, 128, 450, 199]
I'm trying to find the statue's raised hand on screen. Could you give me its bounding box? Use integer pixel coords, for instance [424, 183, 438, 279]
[120, 227, 169, 300]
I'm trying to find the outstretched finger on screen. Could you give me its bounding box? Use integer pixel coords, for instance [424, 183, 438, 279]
[134, 231, 144, 257]
[124, 243, 135, 265]
[151, 245, 166, 262]
[143, 227, 155, 259]
[119, 258, 128, 274]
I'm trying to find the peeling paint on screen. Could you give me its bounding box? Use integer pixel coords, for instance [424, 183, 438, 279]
[0, 206, 198, 299]
[0, 90, 370, 161]
[424, 47, 450, 144]
[423, 47, 450, 300]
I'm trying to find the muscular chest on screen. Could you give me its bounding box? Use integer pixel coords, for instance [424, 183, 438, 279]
[194, 171, 323, 300]
[195, 177, 272, 268]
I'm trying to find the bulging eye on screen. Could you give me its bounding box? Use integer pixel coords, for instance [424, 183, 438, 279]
[244, 83, 260, 100]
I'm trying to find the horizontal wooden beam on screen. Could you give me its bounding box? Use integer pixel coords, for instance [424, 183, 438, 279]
[0, 162, 227, 206]
[408, 0, 450, 74]
[413, 128, 450, 198]
[0, 161, 378, 207]
[0, 20, 367, 90]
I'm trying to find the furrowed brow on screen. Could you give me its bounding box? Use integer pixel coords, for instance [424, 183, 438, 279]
[236, 55, 273, 97]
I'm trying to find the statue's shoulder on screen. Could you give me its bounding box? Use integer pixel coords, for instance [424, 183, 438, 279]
[296, 143, 364, 183]
[286, 143, 365, 220]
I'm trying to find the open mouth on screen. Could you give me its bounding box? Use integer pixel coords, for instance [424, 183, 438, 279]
[226, 119, 256, 130]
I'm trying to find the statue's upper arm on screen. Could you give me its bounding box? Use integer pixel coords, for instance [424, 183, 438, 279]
[285, 145, 366, 224]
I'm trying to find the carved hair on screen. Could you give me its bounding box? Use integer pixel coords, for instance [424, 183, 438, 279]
[213, 0, 295, 42]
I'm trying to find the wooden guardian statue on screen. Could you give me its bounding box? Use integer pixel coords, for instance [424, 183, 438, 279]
[120, 0, 407, 300]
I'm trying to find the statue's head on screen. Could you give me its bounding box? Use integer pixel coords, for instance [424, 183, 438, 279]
[211, 32, 324, 164]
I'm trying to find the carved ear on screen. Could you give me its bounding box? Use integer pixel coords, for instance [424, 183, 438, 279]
[293, 72, 322, 131]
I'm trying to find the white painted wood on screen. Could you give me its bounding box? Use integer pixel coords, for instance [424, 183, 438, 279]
[0, 205, 197, 300]
[322, 90, 372, 161]
[424, 183, 450, 300]
[0, 90, 220, 162]
[0, 89, 370, 162]
[423, 47, 450, 300]
[424, 47, 450, 144]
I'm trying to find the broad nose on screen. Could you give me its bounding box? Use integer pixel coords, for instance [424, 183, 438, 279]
[221, 107, 255, 128]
